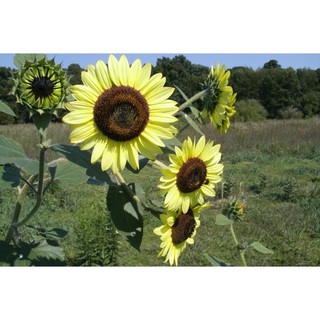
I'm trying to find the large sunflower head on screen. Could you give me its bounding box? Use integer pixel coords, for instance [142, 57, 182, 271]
[63, 55, 178, 173]
[13, 57, 68, 115]
[158, 136, 223, 213]
[201, 64, 237, 133]
[154, 203, 211, 266]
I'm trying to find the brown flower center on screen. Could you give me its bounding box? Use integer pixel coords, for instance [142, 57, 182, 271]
[94, 86, 149, 141]
[31, 77, 55, 99]
[176, 157, 207, 193]
[171, 208, 196, 244]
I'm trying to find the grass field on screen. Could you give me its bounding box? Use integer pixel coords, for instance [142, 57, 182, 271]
[1, 117, 320, 266]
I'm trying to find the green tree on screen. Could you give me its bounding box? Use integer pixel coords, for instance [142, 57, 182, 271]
[263, 59, 281, 69]
[229, 67, 260, 101]
[153, 55, 209, 108]
[67, 63, 83, 85]
[258, 67, 302, 118]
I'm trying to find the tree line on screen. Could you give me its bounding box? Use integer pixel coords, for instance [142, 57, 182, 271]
[1, 55, 319, 124]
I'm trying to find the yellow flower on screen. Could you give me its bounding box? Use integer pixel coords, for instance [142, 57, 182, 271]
[154, 203, 211, 266]
[158, 136, 223, 213]
[63, 55, 178, 173]
[202, 64, 237, 133]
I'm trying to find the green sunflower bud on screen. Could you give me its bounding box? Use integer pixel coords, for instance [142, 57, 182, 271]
[223, 198, 246, 222]
[13, 56, 69, 115]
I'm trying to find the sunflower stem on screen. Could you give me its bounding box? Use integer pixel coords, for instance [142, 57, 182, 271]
[178, 89, 207, 112]
[4, 175, 37, 243]
[14, 137, 47, 228]
[230, 224, 247, 267]
[114, 172, 162, 217]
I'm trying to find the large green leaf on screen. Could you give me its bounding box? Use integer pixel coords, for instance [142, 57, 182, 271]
[50, 144, 115, 186]
[14, 54, 46, 69]
[215, 213, 233, 226]
[0, 241, 17, 266]
[0, 165, 21, 188]
[27, 240, 65, 264]
[32, 113, 51, 136]
[0, 100, 16, 117]
[181, 111, 205, 135]
[0, 134, 39, 175]
[250, 242, 274, 254]
[106, 183, 143, 251]
[51, 161, 88, 185]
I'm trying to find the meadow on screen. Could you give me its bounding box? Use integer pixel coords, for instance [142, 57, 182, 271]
[1, 117, 320, 266]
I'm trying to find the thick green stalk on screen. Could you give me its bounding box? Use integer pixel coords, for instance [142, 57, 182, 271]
[114, 172, 162, 216]
[4, 134, 47, 243]
[230, 224, 247, 267]
[15, 144, 46, 227]
[178, 89, 207, 112]
[4, 175, 37, 243]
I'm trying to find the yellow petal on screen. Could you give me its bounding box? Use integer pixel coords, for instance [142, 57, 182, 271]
[108, 55, 120, 86]
[91, 138, 107, 163]
[95, 60, 112, 90]
[62, 110, 93, 124]
[71, 85, 98, 104]
[134, 63, 152, 91]
[118, 55, 130, 86]
[128, 59, 142, 87]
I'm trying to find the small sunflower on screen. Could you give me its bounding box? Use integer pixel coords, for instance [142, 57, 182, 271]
[201, 63, 237, 133]
[154, 203, 211, 266]
[13, 57, 68, 114]
[63, 55, 178, 173]
[158, 136, 223, 213]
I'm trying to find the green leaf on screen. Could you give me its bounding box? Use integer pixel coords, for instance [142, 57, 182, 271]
[107, 183, 143, 251]
[26, 225, 68, 240]
[215, 213, 234, 226]
[14, 54, 46, 69]
[181, 111, 205, 135]
[52, 161, 88, 185]
[0, 165, 21, 188]
[50, 144, 115, 186]
[32, 113, 51, 136]
[0, 241, 17, 266]
[0, 100, 16, 117]
[204, 253, 231, 266]
[27, 240, 65, 265]
[174, 84, 191, 103]
[250, 242, 274, 254]
[0, 134, 39, 175]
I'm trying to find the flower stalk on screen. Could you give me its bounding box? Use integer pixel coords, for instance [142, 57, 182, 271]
[230, 224, 247, 267]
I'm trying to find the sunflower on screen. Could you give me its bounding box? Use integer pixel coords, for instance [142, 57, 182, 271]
[13, 57, 68, 114]
[63, 55, 178, 173]
[201, 63, 237, 133]
[154, 202, 211, 266]
[158, 136, 223, 213]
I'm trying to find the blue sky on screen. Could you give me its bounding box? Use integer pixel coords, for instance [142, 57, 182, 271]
[0, 53, 319, 70]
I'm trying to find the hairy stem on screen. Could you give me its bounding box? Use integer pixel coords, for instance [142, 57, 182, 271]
[4, 175, 37, 243]
[230, 224, 247, 267]
[114, 172, 162, 217]
[15, 143, 46, 227]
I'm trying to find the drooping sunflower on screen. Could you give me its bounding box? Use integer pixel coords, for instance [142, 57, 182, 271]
[154, 202, 211, 266]
[13, 57, 68, 114]
[201, 63, 237, 133]
[158, 136, 223, 213]
[63, 55, 178, 173]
